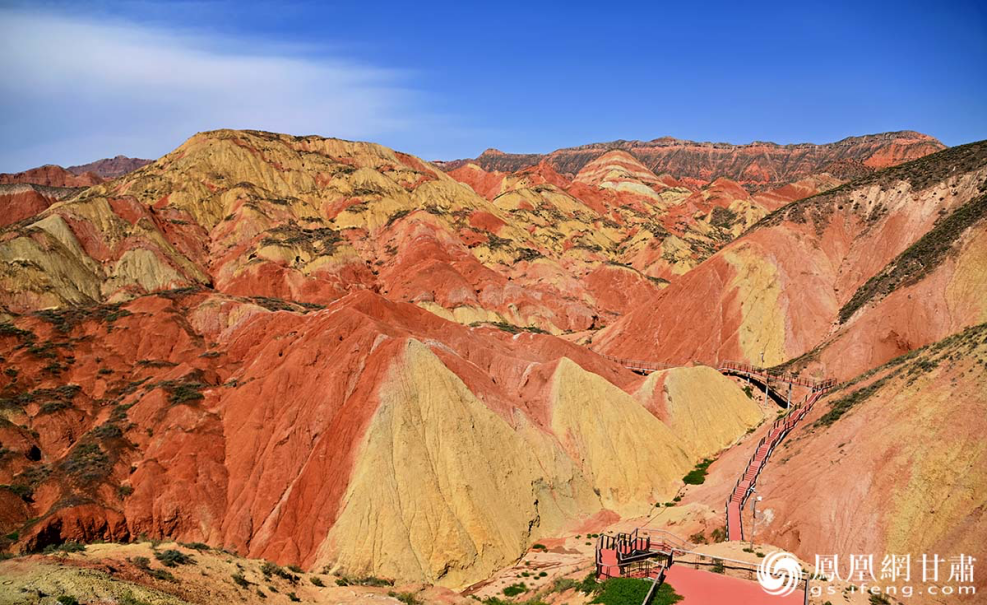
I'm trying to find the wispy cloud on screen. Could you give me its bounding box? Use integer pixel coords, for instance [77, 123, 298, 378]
[0, 7, 440, 171]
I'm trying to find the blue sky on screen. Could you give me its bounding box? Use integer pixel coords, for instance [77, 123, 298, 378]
[1, 0, 985, 171]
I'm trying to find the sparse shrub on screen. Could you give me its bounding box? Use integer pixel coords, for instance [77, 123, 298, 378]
[515, 248, 543, 262]
[386, 209, 411, 227]
[550, 577, 580, 593]
[155, 548, 194, 567]
[0, 323, 34, 340]
[169, 383, 205, 404]
[388, 591, 421, 605]
[149, 567, 176, 582]
[683, 458, 714, 485]
[39, 401, 70, 414]
[839, 192, 987, 323]
[816, 378, 889, 427]
[261, 561, 298, 584]
[119, 592, 153, 605]
[310, 576, 324, 587]
[287, 564, 303, 573]
[61, 442, 110, 484]
[92, 423, 123, 440]
[130, 556, 151, 570]
[503, 582, 527, 597]
[43, 541, 86, 554]
[287, 592, 300, 602]
[232, 572, 250, 588]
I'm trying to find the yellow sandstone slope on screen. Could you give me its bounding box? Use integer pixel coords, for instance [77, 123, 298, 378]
[318, 341, 599, 588]
[549, 358, 692, 513]
[637, 366, 765, 460]
[318, 342, 763, 587]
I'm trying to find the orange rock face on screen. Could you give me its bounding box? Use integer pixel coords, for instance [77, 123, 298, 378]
[0, 285, 761, 585]
[0, 185, 66, 228]
[0, 127, 980, 593]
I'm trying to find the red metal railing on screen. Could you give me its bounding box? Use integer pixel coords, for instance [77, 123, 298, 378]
[598, 354, 838, 393]
[596, 528, 676, 581]
[726, 390, 827, 540]
[719, 360, 837, 391]
[600, 354, 678, 374]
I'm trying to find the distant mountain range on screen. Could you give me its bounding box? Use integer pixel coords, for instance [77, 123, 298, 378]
[66, 155, 152, 179]
[437, 130, 945, 190]
[0, 155, 151, 187]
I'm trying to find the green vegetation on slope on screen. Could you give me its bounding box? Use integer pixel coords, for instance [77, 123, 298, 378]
[751, 139, 987, 233]
[839, 192, 987, 323]
[815, 323, 987, 427]
[682, 458, 714, 485]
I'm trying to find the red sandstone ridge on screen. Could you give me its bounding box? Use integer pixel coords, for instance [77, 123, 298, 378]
[439, 131, 944, 190]
[0, 286, 760, 587]
[445, 147, 839, 282]
[2, 127, 984, 601]
[0, 156, 150, 189]
[0, 164, 102, 187]
[67, 155, 152, 179]
[0, 184, 79, 228]
[593, 141, 987, 380]
[0, 129, 681, 332]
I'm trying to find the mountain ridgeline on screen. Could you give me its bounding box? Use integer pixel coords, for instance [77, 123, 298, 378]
[0, 129, 984, 602]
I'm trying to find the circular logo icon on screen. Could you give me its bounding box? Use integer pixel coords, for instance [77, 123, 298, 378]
[757, 551, 801, 597]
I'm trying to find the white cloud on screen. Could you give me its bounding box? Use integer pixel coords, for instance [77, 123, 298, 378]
[0, 7, 439, 171]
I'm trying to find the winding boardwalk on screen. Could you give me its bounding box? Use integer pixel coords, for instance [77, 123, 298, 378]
[593, 355, 830, 603]
[725, 389, 828, 541]
[598, 354, 835, 541]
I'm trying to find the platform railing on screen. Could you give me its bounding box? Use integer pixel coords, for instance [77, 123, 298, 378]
[600, 354, 678, 374]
